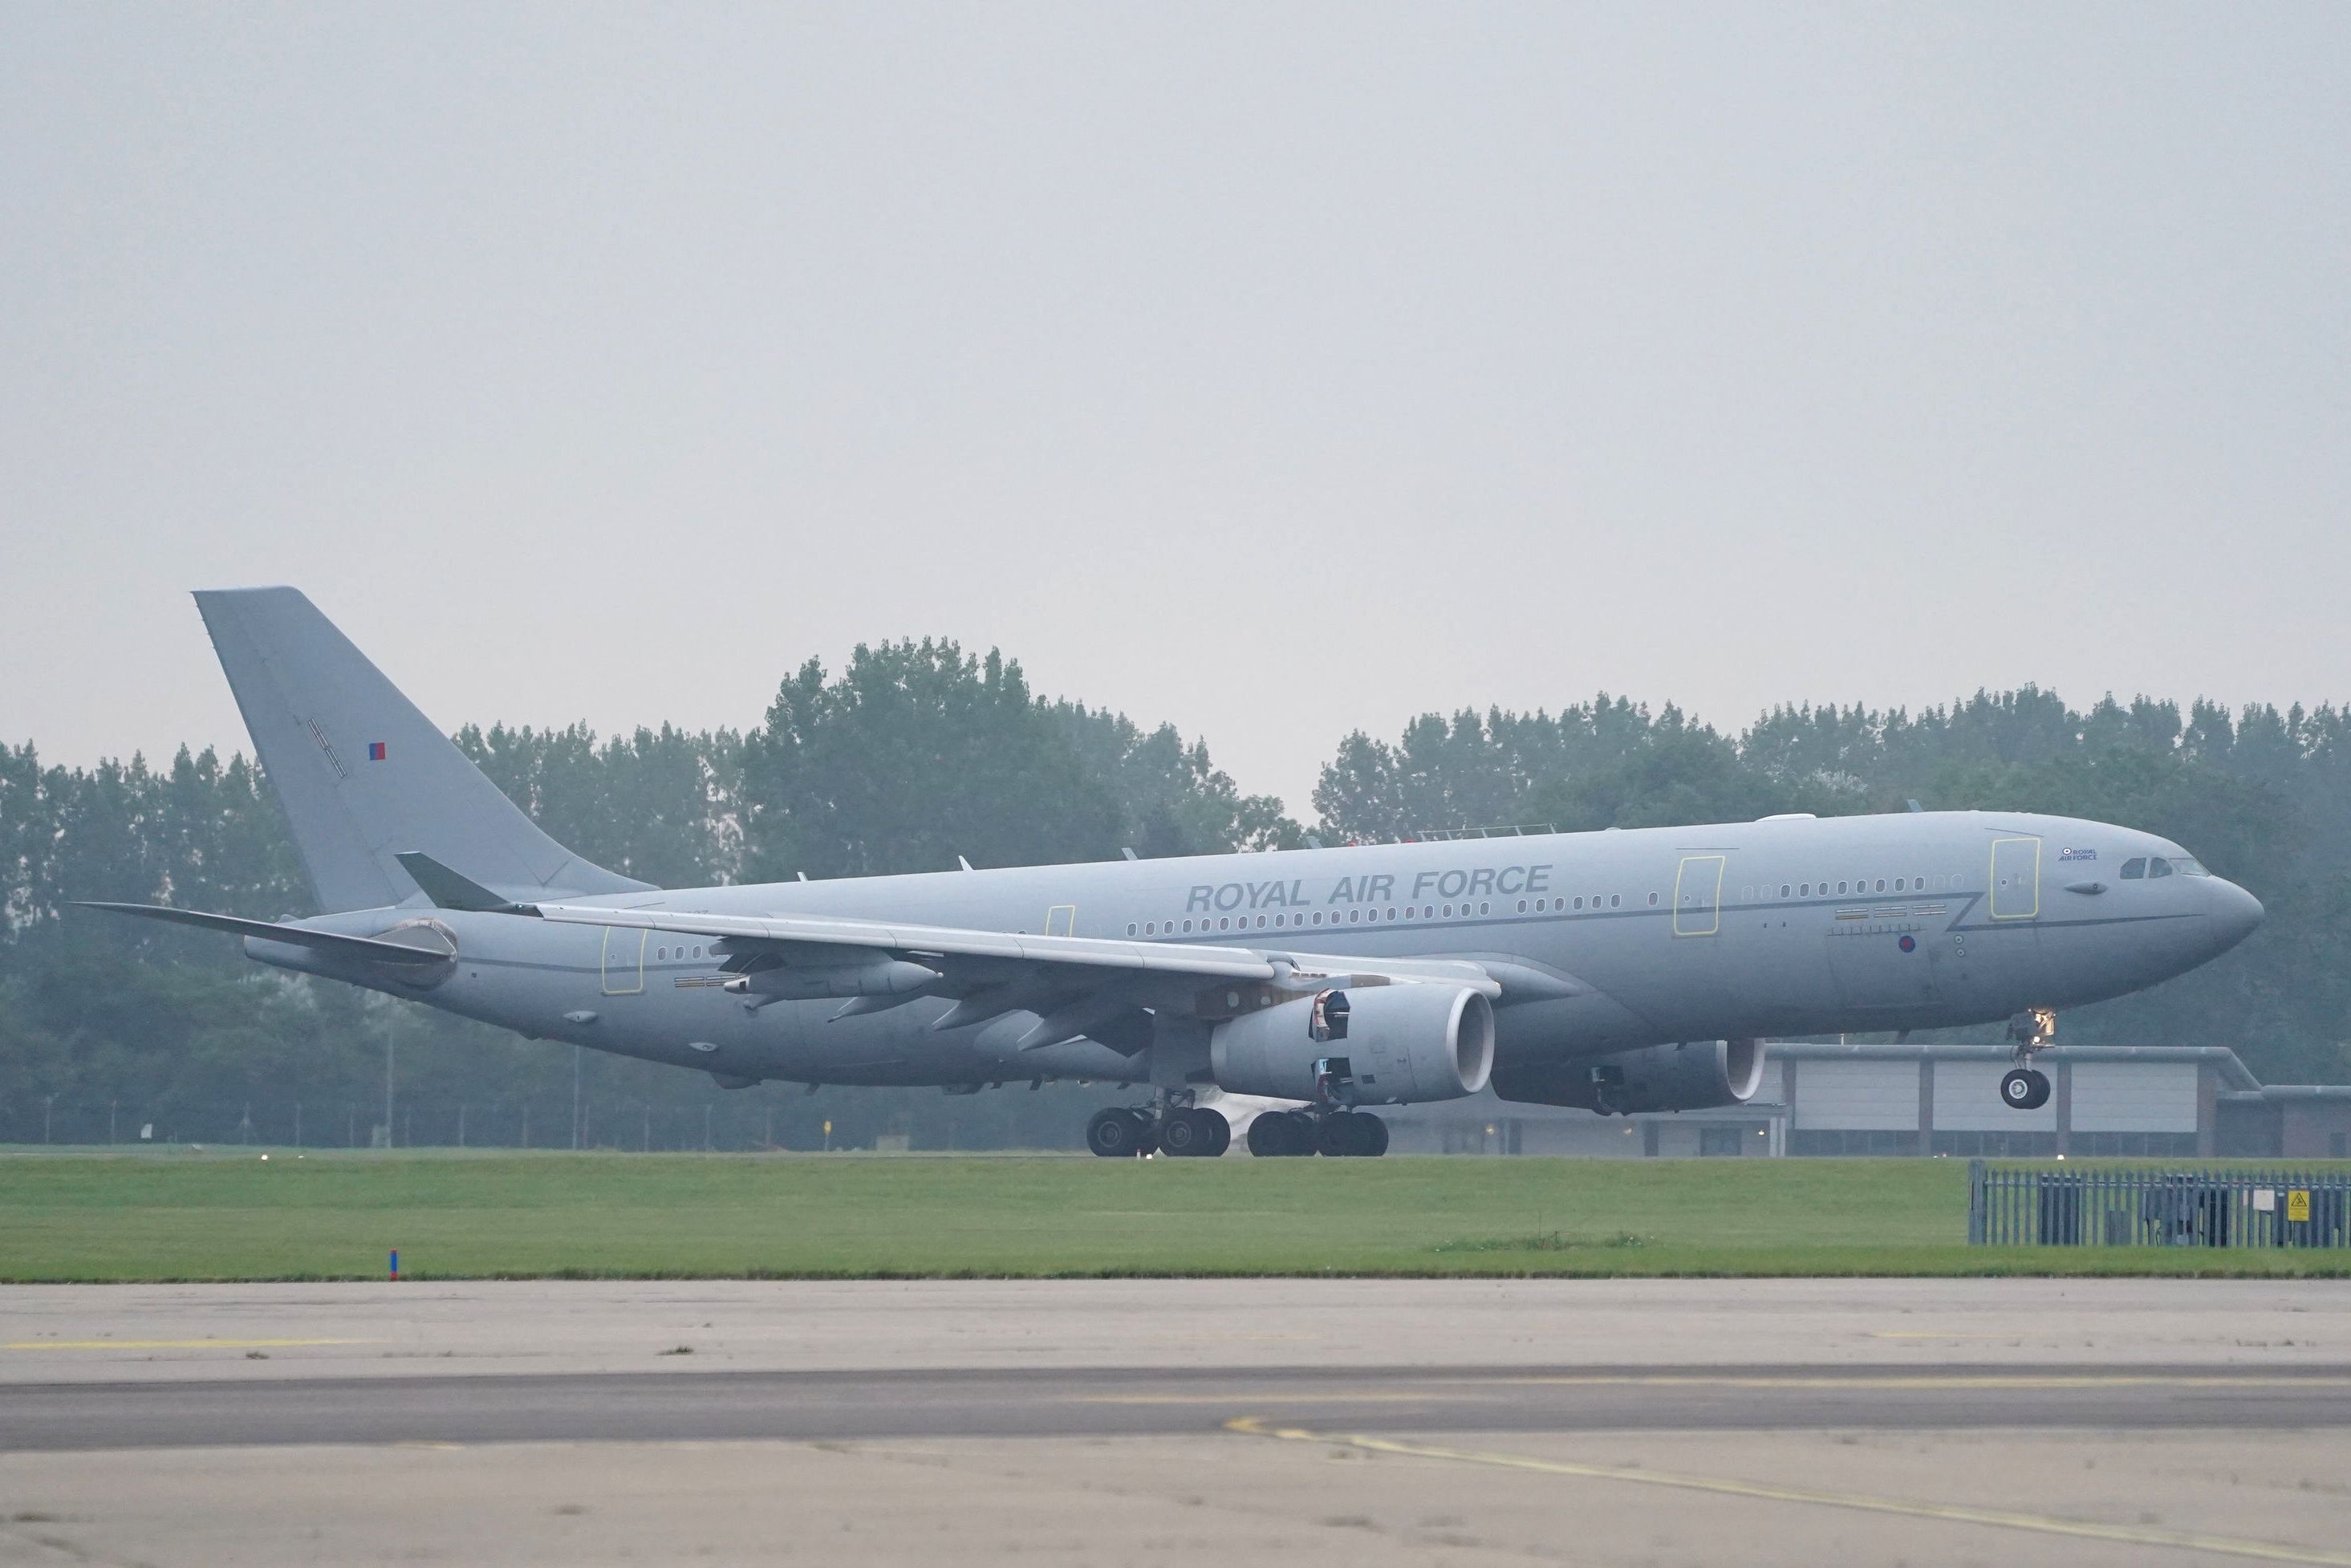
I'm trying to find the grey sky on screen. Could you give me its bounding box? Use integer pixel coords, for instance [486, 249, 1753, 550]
[4, 4, 2346, 818]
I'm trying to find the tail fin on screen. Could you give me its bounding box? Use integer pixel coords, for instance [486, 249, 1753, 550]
[194, 587, 650, 913]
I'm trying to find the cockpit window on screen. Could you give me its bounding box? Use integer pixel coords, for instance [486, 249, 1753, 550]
[2171, 856, 2210, 876]
[2148, 857, 2175, 879]
[2120, 858, 2147, 879]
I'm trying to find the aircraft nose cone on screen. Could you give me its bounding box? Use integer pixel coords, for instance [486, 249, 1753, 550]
[2208, 878, 2264, 952]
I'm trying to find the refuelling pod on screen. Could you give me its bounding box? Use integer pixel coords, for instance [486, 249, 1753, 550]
[1492, 1038, 1767, 1115]
[1210, 984, 1494, 1104]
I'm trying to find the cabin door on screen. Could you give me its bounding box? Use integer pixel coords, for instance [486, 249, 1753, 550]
[1990, 837, 2042, 921]
[600, 927, 646, 995]
[1673, 855, 1726, 936]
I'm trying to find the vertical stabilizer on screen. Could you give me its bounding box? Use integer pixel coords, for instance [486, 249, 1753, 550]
[193, 587, 650, 913]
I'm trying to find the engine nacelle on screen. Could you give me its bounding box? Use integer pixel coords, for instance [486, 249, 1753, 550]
[1210, 984, 1495, 1104]
[1492, 1038, 1767, 1115]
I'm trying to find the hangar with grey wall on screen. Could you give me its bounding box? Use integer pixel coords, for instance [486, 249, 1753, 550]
[1375, 1042, 2351, 1159]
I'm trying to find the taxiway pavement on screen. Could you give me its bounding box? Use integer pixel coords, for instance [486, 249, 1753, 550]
[2, 1280, 2346, 1566]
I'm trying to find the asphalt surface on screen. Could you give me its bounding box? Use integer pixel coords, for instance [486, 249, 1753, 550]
[9, 1360, 2351, 1452]
[6, 1282, 2349, 1566]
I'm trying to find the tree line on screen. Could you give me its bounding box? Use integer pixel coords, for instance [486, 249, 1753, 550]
[3, 643, 2345, 1148]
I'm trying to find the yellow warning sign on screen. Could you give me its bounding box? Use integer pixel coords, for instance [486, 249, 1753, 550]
[2287, 1189, 2312, 1224]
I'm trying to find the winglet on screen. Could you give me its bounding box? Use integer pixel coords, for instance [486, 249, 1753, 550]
[396, 851, 533, 913]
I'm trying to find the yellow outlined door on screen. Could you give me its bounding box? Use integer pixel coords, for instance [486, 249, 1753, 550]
[1673, 855, 1726, 936]
[600, 926, 646, 995]
[1044, 904, 1077, 937]
[1991, 837, 2041, 920]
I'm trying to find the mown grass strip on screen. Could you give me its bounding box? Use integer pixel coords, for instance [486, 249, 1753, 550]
[2, 1150, 2345, 1281]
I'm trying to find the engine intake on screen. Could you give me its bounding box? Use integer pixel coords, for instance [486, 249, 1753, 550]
[1211, 984, 1494, 1104]
[1492, 1038, 1768, 1115]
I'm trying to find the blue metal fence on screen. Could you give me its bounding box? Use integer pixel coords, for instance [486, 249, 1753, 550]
[1969, 1160, 2351, 1248]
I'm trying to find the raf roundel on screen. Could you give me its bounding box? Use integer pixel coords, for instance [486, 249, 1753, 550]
[1898, 933, 1917, 953]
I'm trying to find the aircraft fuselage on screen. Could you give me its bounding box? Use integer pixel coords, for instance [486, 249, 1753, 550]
[253, 808, 2263, 1092]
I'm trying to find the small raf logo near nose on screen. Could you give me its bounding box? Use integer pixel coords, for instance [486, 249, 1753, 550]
[2057, 847, 2097, 861]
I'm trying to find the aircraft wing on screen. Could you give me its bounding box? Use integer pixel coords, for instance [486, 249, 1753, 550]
[519, 900, 1504, 1050]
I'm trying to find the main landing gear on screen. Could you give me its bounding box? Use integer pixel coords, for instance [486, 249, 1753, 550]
[1245, 1108, 1388, 1158]
[1085, 1102, 1390, 1157]
[1085, 1103, 1231, 1158]
[2000, 1006, 2057, 1111]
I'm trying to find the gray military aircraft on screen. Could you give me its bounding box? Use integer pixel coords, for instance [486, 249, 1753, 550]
[87, 588, 2264, 1156]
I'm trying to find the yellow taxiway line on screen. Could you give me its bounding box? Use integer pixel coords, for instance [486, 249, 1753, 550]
[1224, 1416, 2351, 1567]
[1078, 1370, 2342, 1403]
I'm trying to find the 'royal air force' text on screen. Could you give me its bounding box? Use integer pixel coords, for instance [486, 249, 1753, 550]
[1185, 864, 1553, 914]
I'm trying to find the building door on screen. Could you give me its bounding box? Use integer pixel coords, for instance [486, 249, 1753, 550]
[1991, 837, 2041, 920]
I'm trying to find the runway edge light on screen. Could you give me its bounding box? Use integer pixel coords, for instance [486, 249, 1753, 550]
[389, 1249, 399, 1281]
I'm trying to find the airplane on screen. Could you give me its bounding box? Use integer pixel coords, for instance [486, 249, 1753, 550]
[85, 588, 2266, 1157]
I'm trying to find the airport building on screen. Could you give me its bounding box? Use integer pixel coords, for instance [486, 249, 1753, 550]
[1380, 1042, 2351, 1159]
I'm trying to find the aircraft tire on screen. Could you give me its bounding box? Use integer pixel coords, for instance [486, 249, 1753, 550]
[1160, 1107, 1223, 1157]
[1319, 1111, 1390, 1157]
[1246, 1111, 1313, 1157]
[1318, 1113, 1361, 1157]
[1086, 1107, 1151, 1157]
[2000, 1068, 2038, 1111]
[1200, 1108, 1232, 1156]
[2024, 1069, 2053, 1110]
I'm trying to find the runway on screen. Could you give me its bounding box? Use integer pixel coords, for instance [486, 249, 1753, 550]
[4, 1280, 2349, 1566]
[10, 1361, 2351, 1452]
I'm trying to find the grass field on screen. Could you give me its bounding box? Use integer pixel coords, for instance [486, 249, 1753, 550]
[6, 1149, 2349, 1282]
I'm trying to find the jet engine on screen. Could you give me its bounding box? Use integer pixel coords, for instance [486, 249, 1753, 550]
[1492, 1038, 1767, 1115]
[1210, 984, 1494, 1104]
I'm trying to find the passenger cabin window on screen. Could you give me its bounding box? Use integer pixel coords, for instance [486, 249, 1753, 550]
[2121, 858, 2147, 879]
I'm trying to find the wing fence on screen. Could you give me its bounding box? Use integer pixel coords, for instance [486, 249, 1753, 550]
[1968, 1160, 2351, 1249]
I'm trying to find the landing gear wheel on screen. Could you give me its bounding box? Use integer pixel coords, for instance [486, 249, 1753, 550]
[1319, 1111, 1383, 1157]
[1201, 1108, 1231, 1156]
[2000, 1068, 2052, 1112]
[1362, 1115, 1389, 1156]
[1159, 1107, 1229, 1157]
[1086, 1107, 1153, 1157]
[1246, 1110, 1315, 1157]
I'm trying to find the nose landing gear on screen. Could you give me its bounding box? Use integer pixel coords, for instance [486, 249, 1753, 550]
[2000, 1007, 2057, 1111]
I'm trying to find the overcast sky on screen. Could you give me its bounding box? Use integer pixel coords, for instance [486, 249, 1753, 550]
[4, 4, 2346, 817]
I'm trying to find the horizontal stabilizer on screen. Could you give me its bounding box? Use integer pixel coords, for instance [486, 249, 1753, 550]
[395, 851, 530, 913]
[75, 902, 451, 966]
